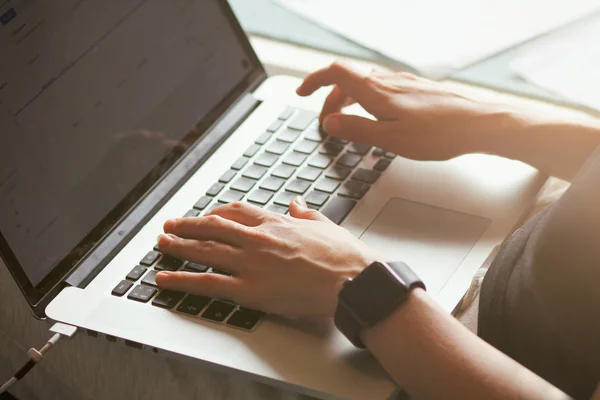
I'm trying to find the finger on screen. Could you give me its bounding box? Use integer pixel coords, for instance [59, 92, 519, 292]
[157, 234, 244, 274]
[205, 201, 265, 227]
[320, 85, 355, 123]
[322, 113, 397, 149]
[288, 196, 330, 222]
[163, 214, 252, 247]
[156, 271, 242, 301]
[296, 61, 373, 102]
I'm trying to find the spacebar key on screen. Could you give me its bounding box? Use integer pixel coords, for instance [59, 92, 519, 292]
[321, 197, 357, 225]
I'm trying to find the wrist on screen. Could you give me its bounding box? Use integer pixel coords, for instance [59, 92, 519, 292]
[360, 287, 428, 347]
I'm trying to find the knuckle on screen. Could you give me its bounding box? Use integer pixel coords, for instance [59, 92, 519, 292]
[229, 201, 245, 211]
[331, 60, 350, 74]
[203, 214, 222, 227]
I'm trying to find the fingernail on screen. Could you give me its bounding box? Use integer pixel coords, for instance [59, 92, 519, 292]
[294, 196, 307, 207]
[156, 271, 170, 282]
[323, 115, 341, 134]
[163, 218, 177, 231]
[157, 233, 173, 247]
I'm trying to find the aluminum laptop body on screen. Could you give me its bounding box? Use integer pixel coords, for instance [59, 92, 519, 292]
[0, 1, 545, 399]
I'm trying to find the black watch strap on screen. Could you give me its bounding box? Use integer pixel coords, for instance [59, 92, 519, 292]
[334, 261, 425, 348]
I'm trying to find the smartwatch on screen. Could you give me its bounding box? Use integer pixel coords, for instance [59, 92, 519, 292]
[334, 261, 425, 348]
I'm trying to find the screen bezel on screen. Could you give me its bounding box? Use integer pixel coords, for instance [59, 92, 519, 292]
[0, 0, 266, 309]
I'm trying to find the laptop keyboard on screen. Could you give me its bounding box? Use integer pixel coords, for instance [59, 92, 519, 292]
[111, 107, 395, 332]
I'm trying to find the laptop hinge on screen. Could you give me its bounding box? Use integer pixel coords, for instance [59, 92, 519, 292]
[65, 92, 261, 289]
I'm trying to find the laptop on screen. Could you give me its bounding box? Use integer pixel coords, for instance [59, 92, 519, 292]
[0, 1, 545, 399]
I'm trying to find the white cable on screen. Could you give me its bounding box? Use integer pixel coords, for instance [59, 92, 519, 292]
[0, 325, 77, 395]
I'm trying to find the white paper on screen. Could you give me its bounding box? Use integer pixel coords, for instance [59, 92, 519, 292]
[275, 0, 600, 78]
[511, 22, 600, 111]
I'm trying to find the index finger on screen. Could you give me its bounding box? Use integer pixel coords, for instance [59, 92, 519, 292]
[296, 61, 370, 99]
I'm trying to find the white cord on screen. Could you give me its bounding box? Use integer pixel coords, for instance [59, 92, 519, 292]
[0, 324, 77, 395]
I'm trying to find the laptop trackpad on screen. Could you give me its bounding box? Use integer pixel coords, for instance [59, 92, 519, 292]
[359, 198, 490, 295]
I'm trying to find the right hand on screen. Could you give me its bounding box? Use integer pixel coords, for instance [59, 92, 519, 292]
[296, 61, 514, 161]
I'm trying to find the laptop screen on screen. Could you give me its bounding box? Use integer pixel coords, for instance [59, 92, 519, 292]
[0, 0, 262, 303]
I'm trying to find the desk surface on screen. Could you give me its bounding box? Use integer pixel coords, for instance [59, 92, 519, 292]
[231, 0, 600, 116]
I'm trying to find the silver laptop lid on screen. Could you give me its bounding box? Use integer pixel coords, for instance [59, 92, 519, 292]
[0, 0, 264, 312]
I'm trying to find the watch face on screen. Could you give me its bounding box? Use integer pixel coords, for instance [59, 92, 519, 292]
[341, 262, 408, 325]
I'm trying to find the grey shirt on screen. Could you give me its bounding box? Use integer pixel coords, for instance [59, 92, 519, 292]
[479, 145, 600, 399]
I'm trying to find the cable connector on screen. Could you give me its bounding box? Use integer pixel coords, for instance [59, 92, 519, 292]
[0, 323, 78, 395]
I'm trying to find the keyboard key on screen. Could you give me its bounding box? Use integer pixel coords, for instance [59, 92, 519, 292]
[337, 153, 362, 169]
[267, 119, 283, 133]
[126, 265, 147, 281]
[272, 164, 296, 179]
[319, 142, 344, 156]
[352, 168, 381, 184]
[231, 157, 249, 170]
[152, 290, 185, 309]
[127, 285, 158, 303]
[283, 152, 307, 167]
[156, 255, 184, 271]
[219, 169, 237, 184]
[112, 280, 133, 297]
[202, 301, 236, 322]
[242, 165, 268, 180]
[238, 307, 267, 317]
[384, 152, 396, 159]
[304, 126, 327, 142]
[230, 177, 256, 193]
[265, 140, 289, 155]
[244, 144, 261, 158]
[294, 140, 319, 154]
[373, 148, 386, 157]
[219, 190, 244, 204]
[260, 176, 285, 192]
[339, 180, 370, 199]
[266, 204, 288, 214]
[274, 192, 297, 207]
[193, 196, 212, 211]
[305, 191, 330, 207]
[255, 132, 272, 145]
[348, 143, 372, 156]
[141, 270, 159, 287]
[287, 110, 316, 131]
[226, 310, 261, 330]
[314, 178, 340, 194]
[329, 137, 349, 145]
[286, 179, 311, 194]
[183, 209, 200, 218]
[297, 166, 322, 182]
[308, 154, 334, 169]
[374, 158, 392, 172]
[322, 197, 357, 225]
[254, 153, 278, 168]
[206, 182, 225, 197]
[247, 189, 274, 205]
[153, 243, 160, 251]
[185, 262, 209, 273]
[278, 107, 294, 120]
[211, 268, 232, 276]
[177, 295, 211, 316]
[202, 300, 235, 322]
[278, 129, 301, 143]
[325, 166, 352, 181]
[140, 251, 160, 266]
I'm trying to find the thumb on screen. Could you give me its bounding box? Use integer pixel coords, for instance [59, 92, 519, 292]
[322, 113, 394, 148]
[288, 196, 330, 222]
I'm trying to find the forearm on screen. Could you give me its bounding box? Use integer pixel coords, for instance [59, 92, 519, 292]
[474, 107, 600, 181]
[362, 289, 572, 400]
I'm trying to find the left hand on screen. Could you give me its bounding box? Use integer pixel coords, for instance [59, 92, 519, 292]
[155, 198, 381, 318]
